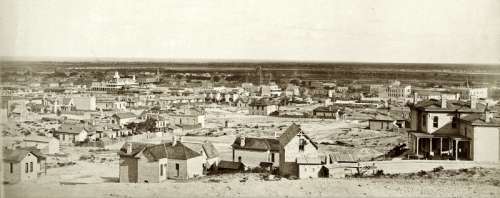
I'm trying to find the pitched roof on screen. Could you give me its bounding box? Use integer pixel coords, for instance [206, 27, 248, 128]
[183, 141, 219, 159]
[114, 112, 137, 119]
[369, 114, 395, 121]
[161, 142, 202, 160]
[58, 123, 87, 134]
[278, 123, 301, 146]
[460, 114, 500, 127]
[329, 152, 356, 162]
[117, 142, 156, 157]
[249, 98, 274, 106]
[232, 137, 280, 152]
[412, 99, 486, 113]
[24, 135, 57, 143]
[3, 148, 45, 162]
[278, 123, 318, 149]
[118, 141, 201, 161]
[313, 106, 341, 112]
[61, 98, 73, 106]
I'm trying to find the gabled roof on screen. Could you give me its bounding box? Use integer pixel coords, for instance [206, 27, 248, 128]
[58, 123, 87, 134]
[113, 112, 137, 119]
[24, 135, 57, 143]
[3, 148, 45, 162]
[232, 137, 280, 152]
[278, 123, 301, 146]
[183, 141, 219, 159]
[61, 98, 73, 106]
[249, 98, 274, 106]
[278, 123, 318, 149]
[118, 142, 155, 157]
[329, 152, 356, 162]
[460, 114, 500, 127]
[369, 114, 395, 121]
[313, 105, 341, 113]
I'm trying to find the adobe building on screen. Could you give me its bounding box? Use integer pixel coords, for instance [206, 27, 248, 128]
[118, 138, 219, 183]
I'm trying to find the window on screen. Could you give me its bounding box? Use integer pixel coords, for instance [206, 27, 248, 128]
[299, 139, 306, 152]
[433, 116, 439, 128]
[30, 162, 33, 172]
[271, 153, 275, 162]
[10, 163, 13, 174]
[25, 163, 28, 173]
[422, 115, 427, 128]
[160, 164, 164, 176]
[175, 163, 180, 177]
[452, 117, 458, 128]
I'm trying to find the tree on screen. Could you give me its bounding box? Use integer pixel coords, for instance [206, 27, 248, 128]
[213, 75, 221, 82]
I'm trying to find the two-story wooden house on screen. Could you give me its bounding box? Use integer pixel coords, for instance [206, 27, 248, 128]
[408, 97, 499, 161]
[278, 123, 323, 178]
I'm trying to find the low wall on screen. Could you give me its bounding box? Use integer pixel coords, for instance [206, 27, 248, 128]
[363, 160, 500, 174]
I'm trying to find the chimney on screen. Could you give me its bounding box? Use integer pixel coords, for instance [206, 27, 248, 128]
[413, 92, 418, 104]
[274, 131, 278, 138]
[126, 142, 133, 154]
[440, 95, 447, 109]
[455, 93, 461, 100]
[172, 136, 177, 146]
[484, 104, 493, 123]
[240, 136, 246, 147]
[470, 96, 478, 109]
[179, 136, 183, 143]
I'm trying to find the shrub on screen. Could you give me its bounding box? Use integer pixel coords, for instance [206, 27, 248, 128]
[433, 166, 444, 172]
[417, 170, 427, 177]
[374, 170, 384, 177]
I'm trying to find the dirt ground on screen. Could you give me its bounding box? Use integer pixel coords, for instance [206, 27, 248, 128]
[4, 172, 500, 198]
[3, 105, 500, 197]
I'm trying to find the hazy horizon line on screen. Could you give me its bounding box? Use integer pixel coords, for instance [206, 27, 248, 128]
[1, 56, 500, 66]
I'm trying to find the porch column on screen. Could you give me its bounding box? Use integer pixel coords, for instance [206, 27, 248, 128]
[440, 138, 443, 155]
[416, 137, 419, 156]
[455, 140, 459, 161]
[429, 138, 433, 158]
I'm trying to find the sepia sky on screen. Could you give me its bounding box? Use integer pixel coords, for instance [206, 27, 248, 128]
[1, 0, 500, 64]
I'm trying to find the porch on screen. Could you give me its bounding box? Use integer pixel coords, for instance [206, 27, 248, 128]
[408, 132, 471, 160]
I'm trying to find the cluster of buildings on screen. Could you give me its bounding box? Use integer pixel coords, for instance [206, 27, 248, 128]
[2, 67, 500, 184]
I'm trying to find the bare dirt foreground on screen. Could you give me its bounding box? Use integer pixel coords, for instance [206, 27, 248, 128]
[4, 175, 500, 198]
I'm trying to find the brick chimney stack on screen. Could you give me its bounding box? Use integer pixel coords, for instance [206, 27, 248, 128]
[440, 95, 447, 109]
[126, 142, 132, 154]
[172, 135, 177, 146]
[240, 135, 246, 147]
[470, 96, 478, 109]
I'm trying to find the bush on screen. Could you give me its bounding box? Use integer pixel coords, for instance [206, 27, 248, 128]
[374, 170, 384, 177]
[79, 155, 94, 161]
[433, 166, 444, 172]
[417, 170, 427, 177]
